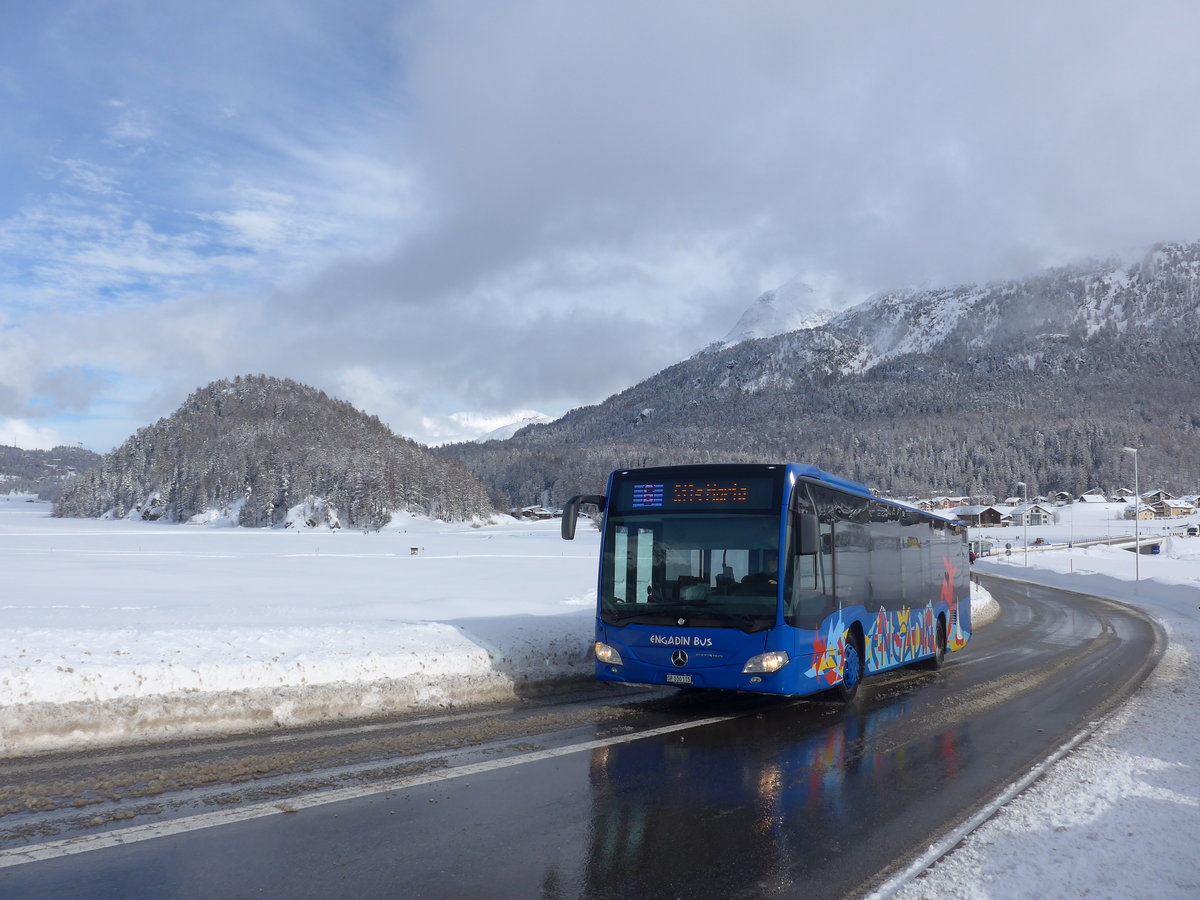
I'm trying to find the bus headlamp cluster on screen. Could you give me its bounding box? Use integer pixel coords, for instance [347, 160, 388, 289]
[742, 651, 790, 674]
[594, 642, 623, 666]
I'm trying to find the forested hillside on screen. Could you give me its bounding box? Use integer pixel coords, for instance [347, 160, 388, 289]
[0, 444, 100, 501]
[440, 242, 1200, 505]
[55, 375, 495, 527]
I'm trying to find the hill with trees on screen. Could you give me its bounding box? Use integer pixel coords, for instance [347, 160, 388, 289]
[55, 375, 494, 527]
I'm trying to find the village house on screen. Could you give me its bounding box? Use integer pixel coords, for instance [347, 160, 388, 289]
[1008, 503, 1056, 527]
[1123, 503, 1156, 521]
[1152, 498, 1194, 519]
[1076, 490, 1108, 503]
[1140, 489, 1175, 504]
[514, 505, 559, 520]
[949, 505, 1004, 527]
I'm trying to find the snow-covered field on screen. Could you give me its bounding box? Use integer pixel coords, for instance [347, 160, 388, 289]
[3, 495, 1198, 897]
[0, 495, 599, 755]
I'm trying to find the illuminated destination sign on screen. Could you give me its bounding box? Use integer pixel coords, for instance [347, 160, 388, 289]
[615, 475, 778, 512]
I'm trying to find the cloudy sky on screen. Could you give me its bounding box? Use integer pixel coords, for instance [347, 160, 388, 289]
[3, 1, 1200, 452]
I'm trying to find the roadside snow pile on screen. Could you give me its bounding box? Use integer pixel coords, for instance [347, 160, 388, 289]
[894, 544, 1200, 899]
[0, 498, 596, 755]
[970, 579, 1000, 626]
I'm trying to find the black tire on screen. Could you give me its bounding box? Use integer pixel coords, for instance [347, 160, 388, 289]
[920, 617, 947, 670]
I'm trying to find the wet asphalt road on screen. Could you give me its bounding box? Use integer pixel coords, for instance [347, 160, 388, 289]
[0, 574, 1164, 899]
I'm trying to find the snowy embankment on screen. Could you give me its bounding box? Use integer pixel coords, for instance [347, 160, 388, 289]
[1, 495, 999, 758]
[893, 539, 1200, 900]
[0, 498, 597, 756]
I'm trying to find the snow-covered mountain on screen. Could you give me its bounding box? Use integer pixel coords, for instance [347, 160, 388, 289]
[441, 240, 1200, 504]
[474, 412, 556, 443]
[717, 279, 835, 347]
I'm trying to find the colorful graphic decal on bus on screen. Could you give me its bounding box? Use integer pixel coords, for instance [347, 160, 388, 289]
[806, 615, 847, 687]
[864, 605, 938, 671]
[942, 556, 970, 651]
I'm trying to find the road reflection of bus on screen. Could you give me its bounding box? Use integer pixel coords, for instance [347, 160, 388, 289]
[581, 697, 971, 897]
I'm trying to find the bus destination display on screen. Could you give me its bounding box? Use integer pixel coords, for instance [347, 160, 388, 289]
[617, 476, 776, 511]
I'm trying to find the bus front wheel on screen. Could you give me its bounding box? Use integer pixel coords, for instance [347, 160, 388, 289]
[833, 632, 863, 702]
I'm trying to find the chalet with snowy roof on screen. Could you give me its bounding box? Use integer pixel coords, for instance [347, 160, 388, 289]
[1152, 499, 1194, 519]
[918, 496, 969, 511]
[1076, 490, 1108, 503]
[1140, 489, 1175, 504]
[1051, 491, 1072, 505]
[515, 505, 559, 520]
[1114, 488, 1136, 499]
[1124, 503, 1156, 521]
[1007, 503, 1055, 527]
[948, 505, 1004, 526]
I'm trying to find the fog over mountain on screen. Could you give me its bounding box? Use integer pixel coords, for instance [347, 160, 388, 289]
[716, 279, 836, 348]
[440, 241, 1200, 506]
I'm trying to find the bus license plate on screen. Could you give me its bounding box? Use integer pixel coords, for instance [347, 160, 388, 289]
[666, 674, 692, 685]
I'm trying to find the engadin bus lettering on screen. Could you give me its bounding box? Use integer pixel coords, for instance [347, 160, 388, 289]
[560, 463, 971, 701]
[648, 635, 714, 647]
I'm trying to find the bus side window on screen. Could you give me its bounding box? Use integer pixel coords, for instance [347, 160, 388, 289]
[834, 521, 870, 610]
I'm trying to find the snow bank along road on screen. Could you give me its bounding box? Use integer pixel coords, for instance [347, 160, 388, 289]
[0, 501, 599, 756]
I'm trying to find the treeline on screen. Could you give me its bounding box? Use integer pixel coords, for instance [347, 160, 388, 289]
[0, 444, 100, 501]
[55, 375, 494, 527]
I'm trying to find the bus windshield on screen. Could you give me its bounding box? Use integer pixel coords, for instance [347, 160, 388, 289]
[600, 513, 780, 633]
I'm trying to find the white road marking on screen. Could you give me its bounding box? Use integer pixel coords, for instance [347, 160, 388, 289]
[0, 713, 739, 869]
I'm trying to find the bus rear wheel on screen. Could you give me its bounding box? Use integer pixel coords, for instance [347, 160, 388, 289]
[833, 632, 863, 702]
[920, 617, 947, 670]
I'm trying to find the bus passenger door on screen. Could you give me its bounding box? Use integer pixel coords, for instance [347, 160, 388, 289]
[785, 513, 834, 630]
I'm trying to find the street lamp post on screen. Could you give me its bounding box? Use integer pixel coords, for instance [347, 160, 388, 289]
[1123, 447, 1140, 582]
[1017, 480, 1028, 566]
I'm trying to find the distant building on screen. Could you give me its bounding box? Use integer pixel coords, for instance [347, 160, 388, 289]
[515, 505, 559, 520]
[1124, 503, 1156, 521]
[949, 505, 1004, 526]
[1077, 490, 1108, 503]
[1009, 503, 1055, 527]
[1152, 499, 1194, 519]
[1141, 489, 1175, 504]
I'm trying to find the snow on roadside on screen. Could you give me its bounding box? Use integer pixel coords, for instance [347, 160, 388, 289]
[0, 496, 1000, 757]
[894, 545, 1200, 900]
[0, 497, 597, 755]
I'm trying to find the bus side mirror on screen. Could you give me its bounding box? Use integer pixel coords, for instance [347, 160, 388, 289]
[797, 513, 819, 555]
[562, 495, 606, 540]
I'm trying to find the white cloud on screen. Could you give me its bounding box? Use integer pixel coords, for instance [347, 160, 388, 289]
[5, 0, 1200, 450]
[0, 418, 67, 451]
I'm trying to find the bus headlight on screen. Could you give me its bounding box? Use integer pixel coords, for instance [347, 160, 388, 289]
[743, 651, 790, 674]
[595, 642, 623, 666]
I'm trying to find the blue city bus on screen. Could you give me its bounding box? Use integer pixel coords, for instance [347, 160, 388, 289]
[561, 464, 971, 700]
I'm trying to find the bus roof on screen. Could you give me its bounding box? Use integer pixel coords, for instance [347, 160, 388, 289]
[787, 464, 876, 500]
